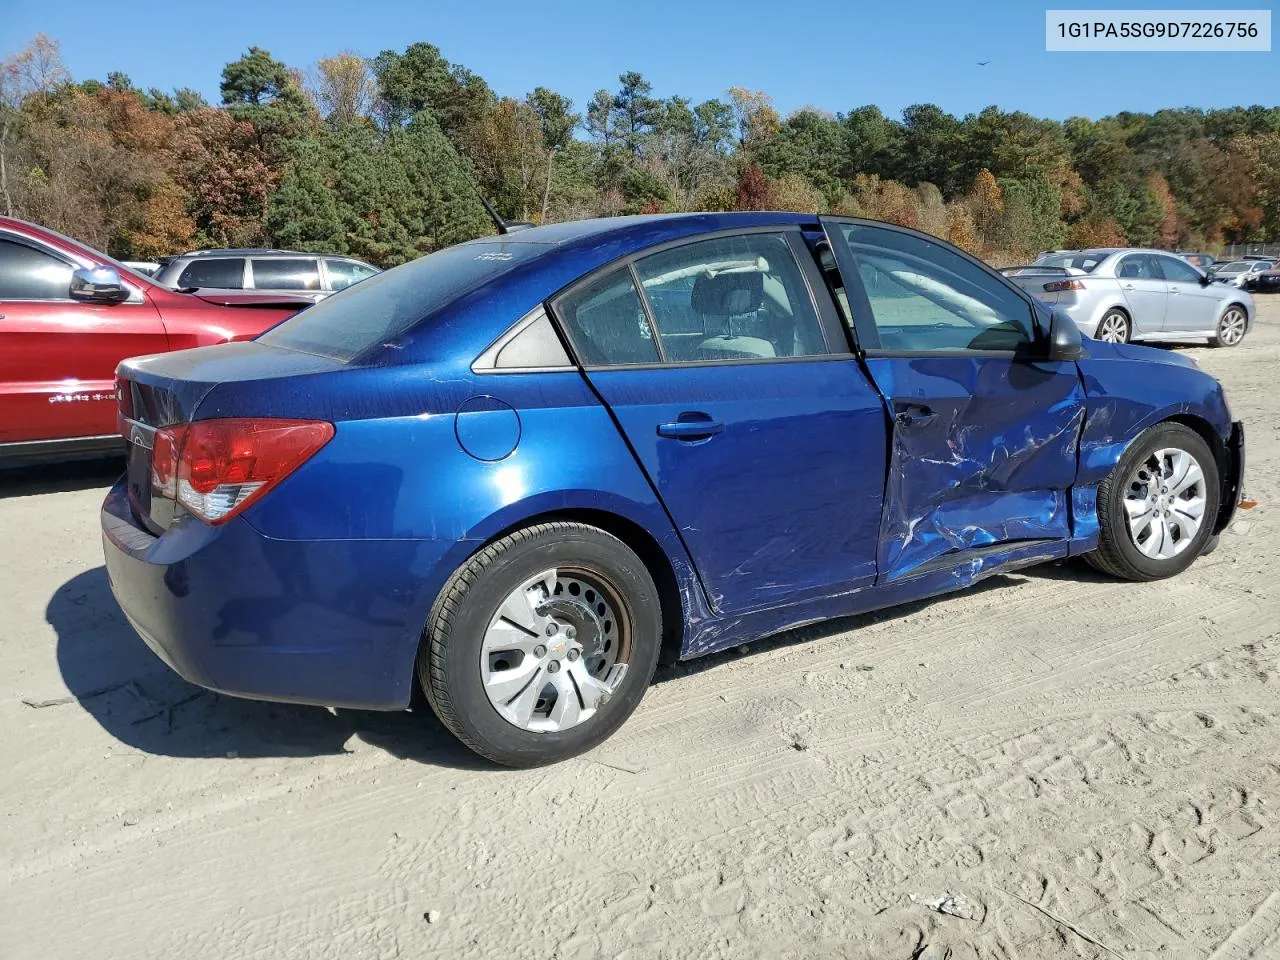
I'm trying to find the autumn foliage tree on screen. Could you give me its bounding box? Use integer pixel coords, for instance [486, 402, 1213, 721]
[5, 32, 1280, 267]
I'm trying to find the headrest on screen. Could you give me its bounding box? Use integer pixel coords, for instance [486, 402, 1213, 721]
[691, 270, 764, 316]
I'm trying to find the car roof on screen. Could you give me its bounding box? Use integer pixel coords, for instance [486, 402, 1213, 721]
[462, 211, 815, 250]
[177, 248, 313, 257]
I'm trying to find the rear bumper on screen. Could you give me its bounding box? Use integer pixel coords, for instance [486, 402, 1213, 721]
[101, 479, 457, 710]
[1214, 420, 1246, 534]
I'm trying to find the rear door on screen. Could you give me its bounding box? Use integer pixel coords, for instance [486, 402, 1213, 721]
[1115, 254, 1168, 334]
[551, 228, 888, 615]
[820, 217, 1085, 582]
[1154, 253, 1219, 334]
[0, 235, 168, 444]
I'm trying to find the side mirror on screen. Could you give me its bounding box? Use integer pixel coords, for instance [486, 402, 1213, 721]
[1046, 308, 1083, 361]
[70, 265, 130, 304]
[1199, 273, 1211, 287]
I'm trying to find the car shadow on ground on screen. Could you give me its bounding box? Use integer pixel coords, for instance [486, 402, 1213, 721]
[0, 457, 124, 498]
[47, 566, 494, 771]
[50, 560, 1098, 767]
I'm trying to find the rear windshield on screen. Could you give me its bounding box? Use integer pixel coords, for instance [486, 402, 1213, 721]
[1033, 252, 1104, 273]
[258, 240, 540, 362]
[1217, 261, 1249, 273]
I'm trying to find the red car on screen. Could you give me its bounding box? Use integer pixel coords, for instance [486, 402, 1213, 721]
[0, 216, 310, 465]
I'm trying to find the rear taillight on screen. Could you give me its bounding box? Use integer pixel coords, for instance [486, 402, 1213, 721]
[1043, 279, 1085, 293]
[149, 418, 334, 525]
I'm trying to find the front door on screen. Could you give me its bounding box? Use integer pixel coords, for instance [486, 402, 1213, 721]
[820, 217, 1086, 582]
[1154, 253, 1221, 334]
[551, 229, 888, 615]
[0, 236, 169, 443]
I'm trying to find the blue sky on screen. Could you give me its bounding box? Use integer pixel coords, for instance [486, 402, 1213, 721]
[6, 0, 1277, 121]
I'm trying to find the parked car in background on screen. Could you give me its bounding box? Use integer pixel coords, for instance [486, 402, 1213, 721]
[1211, 259, 1273, 290]
[102, 213, 1245, 766]
[123, 260, 162, 277]
[0, 216, 312, 465]
[1249, 262, 1280, 293]
[1002, 248, 1253, 346]
[153, 249, 379, 302]
[1179, 252, 1215, 270]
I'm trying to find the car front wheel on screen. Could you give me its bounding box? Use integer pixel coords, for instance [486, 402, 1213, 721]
[1086, 422, 1220, 581]
[420, 522, 662, 766]
[1212, 306, 1247, 347]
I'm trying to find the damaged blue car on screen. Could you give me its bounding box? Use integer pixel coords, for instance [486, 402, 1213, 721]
[102, 213, 1246, 766]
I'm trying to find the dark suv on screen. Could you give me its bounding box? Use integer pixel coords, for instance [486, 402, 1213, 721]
[154, 249, 378, 301]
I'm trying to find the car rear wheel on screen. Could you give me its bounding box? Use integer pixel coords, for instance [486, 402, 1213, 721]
[1086, 422, 1220, 582]
[1212, 306, 1247, 347]
[419, 522, 662, 767]
[1097, 310, 1131, 344]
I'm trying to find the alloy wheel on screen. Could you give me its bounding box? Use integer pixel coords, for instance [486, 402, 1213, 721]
[479, 567, 631, 732]
[1218, 308, 1246, 346]
[1098, 312, 1129, 343]
[1123, 447, 1207, 560]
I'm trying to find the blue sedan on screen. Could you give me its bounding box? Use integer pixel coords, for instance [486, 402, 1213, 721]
[102, 213, 1246, 766]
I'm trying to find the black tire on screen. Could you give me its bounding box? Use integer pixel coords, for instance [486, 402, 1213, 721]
[1085, 422, 1220, 582]
[1211, 305, 1248, 347]
[419, 522, 661, 767]
[1097, 308, 1131, 344]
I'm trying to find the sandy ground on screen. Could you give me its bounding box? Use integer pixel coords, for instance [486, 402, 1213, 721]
[3, 302, 1279, 960]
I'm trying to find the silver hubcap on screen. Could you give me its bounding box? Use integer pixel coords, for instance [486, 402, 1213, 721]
[1124, 447, 1206, 560]
[480, 568, 630, 732]
[1219, 309, 1245, 345]
[1099, 313, 1128, 343]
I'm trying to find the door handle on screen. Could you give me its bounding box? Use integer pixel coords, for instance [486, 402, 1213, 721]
[894, 404, 936, 427]
[1123, 283, 1136, 290]
[657, 414, 724, 441]
[1169, 286, 1180, 294]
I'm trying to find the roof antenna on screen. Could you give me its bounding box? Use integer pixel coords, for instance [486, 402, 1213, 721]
[479, 196, 534, 235]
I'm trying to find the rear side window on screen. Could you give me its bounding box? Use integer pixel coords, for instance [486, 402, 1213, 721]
[1116, 255, 1159, 280]
[633, 233, 828, 361]
[258, 241, 545, 363]
[178, 258, 244, 289]
[251, 258, 321, 291]
[0, 238, 73, 299]
[555, 268, 659, 366]
[324, 258, 378, 291]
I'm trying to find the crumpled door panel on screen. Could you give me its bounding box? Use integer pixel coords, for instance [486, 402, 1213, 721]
[863, 356, 1086, 581]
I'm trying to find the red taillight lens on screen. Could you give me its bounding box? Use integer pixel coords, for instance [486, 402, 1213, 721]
[1043, 279, 1085, 293]
[150, 418, 334, 525]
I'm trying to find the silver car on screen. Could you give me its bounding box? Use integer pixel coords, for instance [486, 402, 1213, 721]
[1211, 259, 1273, 290]
[1003, 248, 1254, 347]
[153, 249, 379, 302]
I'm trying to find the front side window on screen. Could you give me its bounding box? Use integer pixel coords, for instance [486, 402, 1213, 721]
[1156, 255, 1202, 284]
[632, 232, 829, 362]
[178, 258, 244, 289]
[555, 268, 659, 366]
[324, 258, 378, 291]
[0, 238, 74, 300]
[251, 258, 321, 291]
[832, 223, 1034, 353]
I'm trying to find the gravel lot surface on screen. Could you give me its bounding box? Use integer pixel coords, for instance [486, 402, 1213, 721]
[3, 300, 1278, 960]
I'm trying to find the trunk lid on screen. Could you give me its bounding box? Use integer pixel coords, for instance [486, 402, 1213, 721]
[117, 341, 346, 534]
[998, 265, 1084, 305]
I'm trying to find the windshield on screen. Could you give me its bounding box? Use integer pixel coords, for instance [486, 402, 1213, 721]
[1217, 261, 1249, 273]
[257, 240, 539, 362]
[1033, 252, 1103, 272]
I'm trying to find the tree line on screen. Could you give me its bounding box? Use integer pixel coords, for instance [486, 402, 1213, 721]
[3, 33, 1279, 267]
